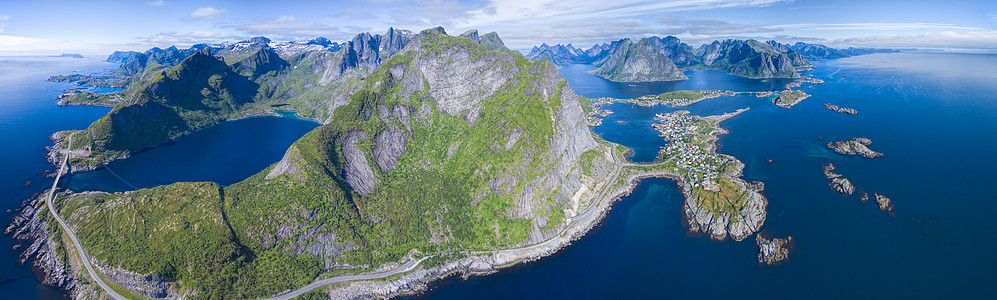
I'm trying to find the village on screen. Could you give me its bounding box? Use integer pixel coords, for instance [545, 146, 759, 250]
[652, 111, 734, 191]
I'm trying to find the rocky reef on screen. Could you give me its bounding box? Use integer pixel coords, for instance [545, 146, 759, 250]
[827, 138, 883, 158]
[874, 193, 895, 214]
[6, 194, 100, 299]
[823, 163, 855, 195]
[756, 233, 793, 265]
[824, 103, 858, 114]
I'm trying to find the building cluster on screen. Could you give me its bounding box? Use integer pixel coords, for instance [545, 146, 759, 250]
[652, 112, 731, 191]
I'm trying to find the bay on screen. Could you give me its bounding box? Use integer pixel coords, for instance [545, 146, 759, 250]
[418, 53, 997, 298]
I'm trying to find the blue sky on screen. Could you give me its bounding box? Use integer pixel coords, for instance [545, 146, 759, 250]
[0, 0, 994, 55]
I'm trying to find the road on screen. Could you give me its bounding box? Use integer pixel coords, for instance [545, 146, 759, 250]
[45, 132, 127, 300]
[263, 257, 428, 300]
[269, 145, 632, 299]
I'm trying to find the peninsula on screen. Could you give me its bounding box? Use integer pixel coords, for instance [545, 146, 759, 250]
[11, 27, 770, 299]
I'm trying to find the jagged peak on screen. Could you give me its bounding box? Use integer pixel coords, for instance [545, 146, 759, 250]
[422, 26, 447, 35]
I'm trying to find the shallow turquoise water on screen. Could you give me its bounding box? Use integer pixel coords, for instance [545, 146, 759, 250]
[417, 53, 997, 298]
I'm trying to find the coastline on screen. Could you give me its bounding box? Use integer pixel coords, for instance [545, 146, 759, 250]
[44, 108, 322, 175]
[286, 109, 767, 298]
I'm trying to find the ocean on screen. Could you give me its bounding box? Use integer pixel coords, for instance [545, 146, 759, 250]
[3, 52, 996, 298]
[0, 57, 317, 299]
[416, 53, 997, 298]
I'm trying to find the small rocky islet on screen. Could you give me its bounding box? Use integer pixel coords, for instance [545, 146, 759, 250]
[827, 137, 883, 158]
[824, 103, 858, 115]
[822, 163, 895, 214]
[756, 233, 794, 265]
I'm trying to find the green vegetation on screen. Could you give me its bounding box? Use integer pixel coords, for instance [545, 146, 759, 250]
[774, 90, 810, 108]
[59, 30, 606, 298]
[58, 91, 127, 107]
[656, 90, 703, 101]
[690, 177, 747, 217]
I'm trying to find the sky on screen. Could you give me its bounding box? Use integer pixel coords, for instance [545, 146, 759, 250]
[0, 0, 994, 55]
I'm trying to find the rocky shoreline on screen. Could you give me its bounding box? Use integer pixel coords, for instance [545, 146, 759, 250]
[5, 193, 99, 299]
[22, 111, 768, 299]
[827, 137, 883, 158]
[323, 163, 660, 299]
[45, 109, 323, 176]
[756, 233, 793, 265]
[824, 103, 858, 115]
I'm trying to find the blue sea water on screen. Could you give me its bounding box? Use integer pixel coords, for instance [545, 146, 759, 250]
[0, 57, 317, 299]
[4, 53, 997, 299]
[418, 53, 997, 298]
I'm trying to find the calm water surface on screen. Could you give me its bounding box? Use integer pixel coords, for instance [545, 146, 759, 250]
[418, 53, 997, 298]
[0, 57, 317, 299]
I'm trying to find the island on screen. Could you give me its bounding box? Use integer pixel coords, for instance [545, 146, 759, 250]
[774, 90, 811, 108]
[823, 163, 855, 195]
[49, 53, 84, 58]
[825, 103, 858, 114]
[827, 138, 883, 158]
[756, 233, 793, 265]
[641, 108, 767, 241]
[12, 27, 773, 300]
[874, 193, 895, 214]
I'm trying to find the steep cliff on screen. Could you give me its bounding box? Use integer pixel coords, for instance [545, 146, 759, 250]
[697, 39, 799, 78]
[589, 38, 687, 82]
[45, 28, 605, 298]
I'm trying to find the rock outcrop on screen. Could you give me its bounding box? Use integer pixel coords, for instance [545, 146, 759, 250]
[874, 193, 895, 213]
[823, 163, 855, 195]
[756, 233, 793, 265]
[6, 194, 100, 299]
[825, 103, 858, 115]
[828, 138, 883, 158]
[830, 177, 856, 195]
[682, 161, 766, 242]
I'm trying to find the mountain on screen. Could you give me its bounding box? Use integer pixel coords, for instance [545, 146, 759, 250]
[589, 38, 687, 82]
[526, 43, 612, 67]
[789, 42, 900, 60]
[644, 36, 700, 68]
[765, 40, 812, 70]
[697, 39, 799, 78]
[60, 29, 422, 172]
[527, 36, 822, 80]
[105, 51, 138, 63]
[46, 27, 609, 298]
[459, 29, 508, 51]
[50, 53, 84, 58]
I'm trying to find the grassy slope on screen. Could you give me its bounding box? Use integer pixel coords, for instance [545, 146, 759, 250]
[62, 47, 362, 170]
[60, 30, 595, 298]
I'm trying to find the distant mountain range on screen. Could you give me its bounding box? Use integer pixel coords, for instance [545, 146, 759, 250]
[526, 37, 898, 82]
[33, 27, 617, 298]
[49, 53, 84, 58]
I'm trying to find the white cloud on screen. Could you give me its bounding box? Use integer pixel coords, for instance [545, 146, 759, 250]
[0, 15, 10, 34]
[228, 16, 350, 41]
[655, 15, 781, 35]
[0, 35, 136, 56]
[455, 0, 793, 28]
[188, 7, 226, 21]
[832, 31, 997, 50]
[137, 31, 238, 45]
[776, 22, 985, 31]
[147, 0, 164, 6]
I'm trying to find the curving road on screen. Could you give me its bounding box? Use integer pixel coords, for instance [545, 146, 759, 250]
[263, 257, 428, 300]
[268, 145, 631, 299]
[45, 132, 127, 300]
